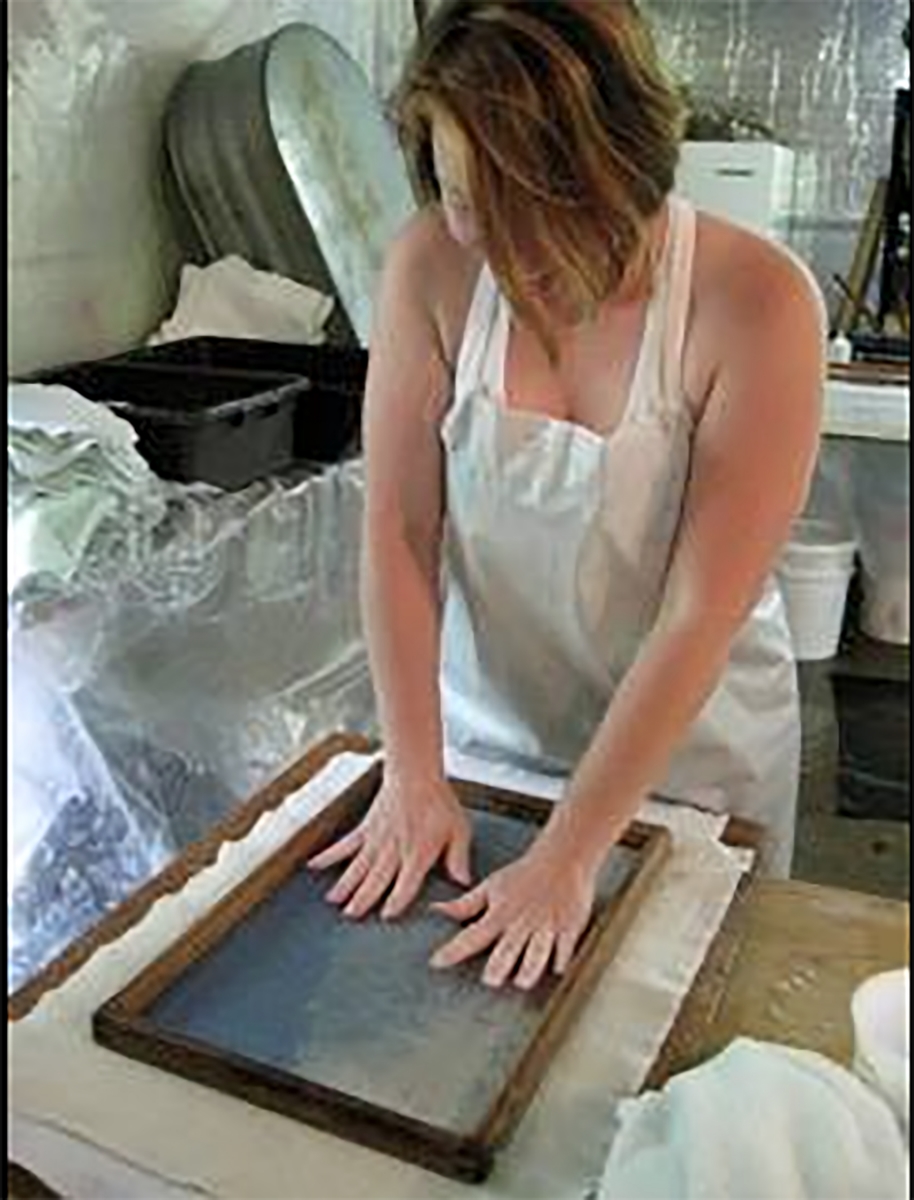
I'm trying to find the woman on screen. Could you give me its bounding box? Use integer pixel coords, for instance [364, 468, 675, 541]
[310, 0, 825, 989]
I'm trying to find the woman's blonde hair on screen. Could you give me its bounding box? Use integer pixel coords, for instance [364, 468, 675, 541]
[393, 0, 685, 355]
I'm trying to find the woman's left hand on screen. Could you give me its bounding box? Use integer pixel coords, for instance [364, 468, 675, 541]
[429, 831, 598, 990]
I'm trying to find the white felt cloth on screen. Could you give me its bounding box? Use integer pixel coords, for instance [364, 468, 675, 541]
[597, 1038, 909, 1200]
[147, 256, 334, 347]
[10, 751, 751, 1200]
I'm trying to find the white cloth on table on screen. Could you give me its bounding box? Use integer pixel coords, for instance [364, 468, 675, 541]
[597, 1038, 909, 1200]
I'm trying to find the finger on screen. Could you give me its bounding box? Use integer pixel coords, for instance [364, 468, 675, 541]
[513, 929, 556, 991]
[380, 856, 430, 921]
[554, 928, 582, 977]
[430, 884, 488, 923]
[444, 828, 472, 887]
[431, 915, 500, 970]
[307, 828, 364, 871]
[325, 849, 372, 906]
[344, 847, 399, 919]
[482, 925, 531, 990]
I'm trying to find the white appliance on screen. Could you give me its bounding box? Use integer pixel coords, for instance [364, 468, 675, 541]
[676, 141, 796, 241]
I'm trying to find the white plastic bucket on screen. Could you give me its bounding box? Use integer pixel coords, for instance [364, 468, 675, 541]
[777, 519, 857, 662]
[851, 967, 910, 1138]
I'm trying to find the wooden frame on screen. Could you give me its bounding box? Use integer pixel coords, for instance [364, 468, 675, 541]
[91, 761, 671, 1184]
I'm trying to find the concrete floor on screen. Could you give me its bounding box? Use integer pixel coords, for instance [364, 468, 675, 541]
[792, 636, 910, 901]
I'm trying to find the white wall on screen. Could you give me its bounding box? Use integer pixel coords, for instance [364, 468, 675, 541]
[8, 0, 417, 377]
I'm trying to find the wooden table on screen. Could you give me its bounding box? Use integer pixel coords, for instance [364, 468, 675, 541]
[825, 362, 906, 386]
[828, 361, 910, 387]
[8, 736, 910, 1197]
[650, 877, 909, 1085]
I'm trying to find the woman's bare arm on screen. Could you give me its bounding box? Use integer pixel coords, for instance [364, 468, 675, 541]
[361, 214, 453, 783]
[309, 212, 475, 917]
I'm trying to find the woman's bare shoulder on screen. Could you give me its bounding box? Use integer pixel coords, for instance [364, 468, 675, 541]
[387, 205, 481, 294]
[693, 211, 825, 326]
[384, 206, 483, 365]
[685, 211, 826, 412]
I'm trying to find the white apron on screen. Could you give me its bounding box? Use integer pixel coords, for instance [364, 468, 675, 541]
[439, 197, 800, 876]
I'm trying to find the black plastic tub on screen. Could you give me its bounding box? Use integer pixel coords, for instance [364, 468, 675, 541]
[30, 337, 369, 489]
[33, 362, 310, 491]
[94, 338, 367, 467]
[106, 336, 368, 390]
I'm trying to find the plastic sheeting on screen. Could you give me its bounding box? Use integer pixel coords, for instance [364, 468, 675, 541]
[9, 460, 376, 992]
[9, 385, 169, 603]
[8, 631, 173, 991]
[800, 433, 910, 645]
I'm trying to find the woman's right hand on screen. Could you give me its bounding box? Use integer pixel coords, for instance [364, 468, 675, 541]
[306, 774, 473, 922]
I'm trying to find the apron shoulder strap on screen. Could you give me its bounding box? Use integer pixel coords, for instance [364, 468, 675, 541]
[659, 196, 698, 408]
[627, 195, 698, 422]
[453, 263, 501, 407]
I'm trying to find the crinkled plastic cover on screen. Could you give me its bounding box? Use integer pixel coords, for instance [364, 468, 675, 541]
[9, 462, 376, 992]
